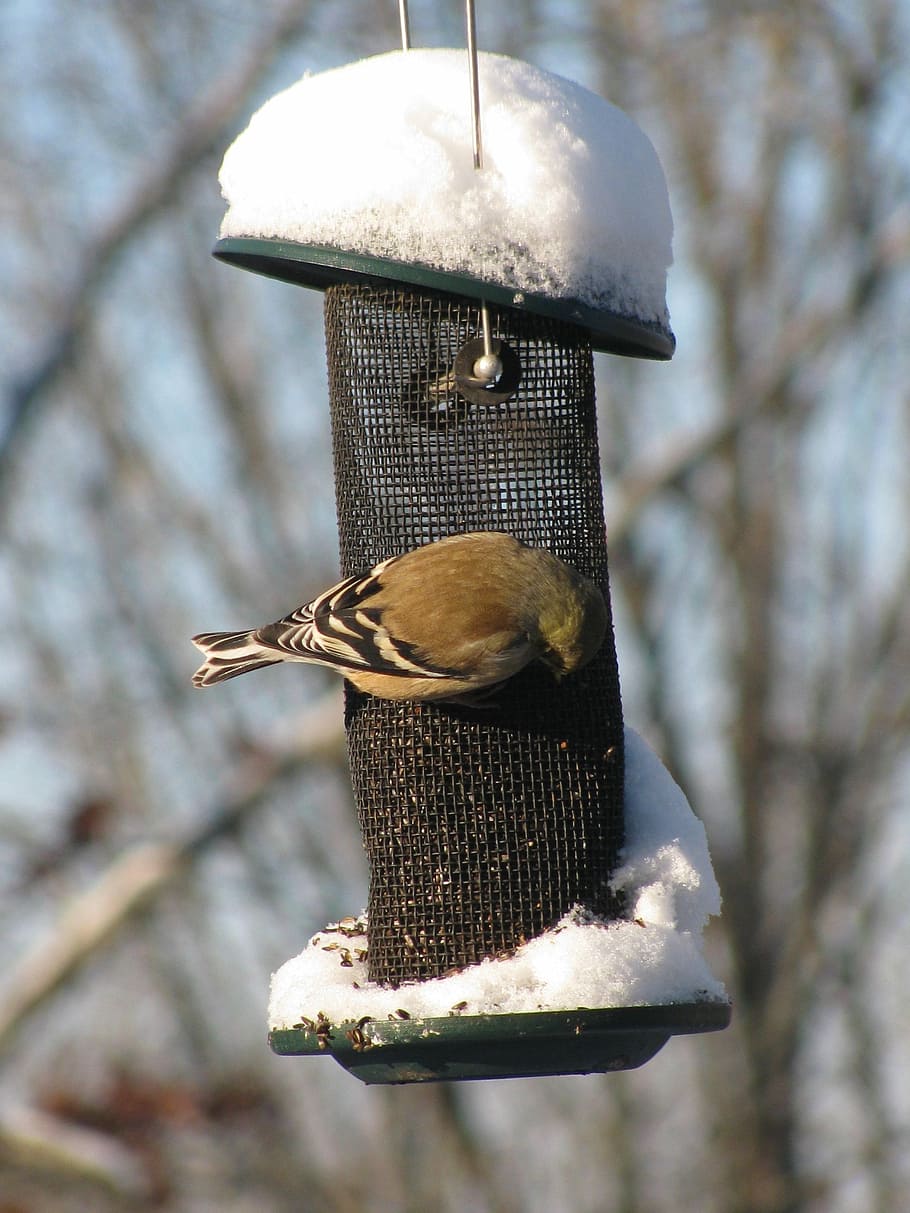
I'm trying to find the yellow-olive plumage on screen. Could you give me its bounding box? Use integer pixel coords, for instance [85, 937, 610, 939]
[191, 532, 606, 702]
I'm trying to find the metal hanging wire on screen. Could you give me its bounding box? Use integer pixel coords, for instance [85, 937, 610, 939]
[395, 0, 501, 383]
[465, 0, 483, 170]
[399, 0, 410, 50]
[464, 0, 501, 383]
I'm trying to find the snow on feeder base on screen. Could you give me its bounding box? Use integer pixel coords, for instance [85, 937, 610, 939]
[268, 729, 729, 1083]
[211, 48, 728, 1083]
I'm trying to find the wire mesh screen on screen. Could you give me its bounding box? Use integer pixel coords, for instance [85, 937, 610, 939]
[324, 282, 625, 986]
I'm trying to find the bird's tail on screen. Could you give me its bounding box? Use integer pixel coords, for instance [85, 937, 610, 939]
[191, 630, 280, 687]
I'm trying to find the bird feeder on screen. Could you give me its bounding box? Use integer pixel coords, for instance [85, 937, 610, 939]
[211, 37, 729, 1083]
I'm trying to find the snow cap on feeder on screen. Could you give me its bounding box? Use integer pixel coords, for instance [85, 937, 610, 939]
[215, 49, 675, 360]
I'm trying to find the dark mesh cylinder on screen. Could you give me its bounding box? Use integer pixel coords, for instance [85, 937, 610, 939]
[324, 283, 624, 986]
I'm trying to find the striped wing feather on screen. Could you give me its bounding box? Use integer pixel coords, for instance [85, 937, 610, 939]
[254, 568, 454, 680]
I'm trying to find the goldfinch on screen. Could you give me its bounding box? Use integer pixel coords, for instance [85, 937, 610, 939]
[191, 531, 606, 702]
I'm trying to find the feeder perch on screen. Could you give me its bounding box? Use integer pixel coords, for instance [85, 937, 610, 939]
[212, 46, 729, 1083]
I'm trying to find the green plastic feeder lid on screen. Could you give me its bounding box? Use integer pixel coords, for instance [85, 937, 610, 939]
[269, 1002, 731, 1085]
[213, 237, 675, 361]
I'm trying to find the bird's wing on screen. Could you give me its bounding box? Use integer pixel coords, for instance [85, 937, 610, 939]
[254, 566, 457, 680]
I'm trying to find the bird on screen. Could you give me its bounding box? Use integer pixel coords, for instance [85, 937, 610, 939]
[191, 531, 606, 703]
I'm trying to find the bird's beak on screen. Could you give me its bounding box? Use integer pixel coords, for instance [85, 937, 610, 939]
[541, 649, 567, 680]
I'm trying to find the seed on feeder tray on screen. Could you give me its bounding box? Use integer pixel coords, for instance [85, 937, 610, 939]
[346, 1017, 374, 1052]
[314, 1012, 333, 1050]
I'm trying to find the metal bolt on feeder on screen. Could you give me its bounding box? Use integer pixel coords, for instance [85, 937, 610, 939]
[204, 9, 729, 1083]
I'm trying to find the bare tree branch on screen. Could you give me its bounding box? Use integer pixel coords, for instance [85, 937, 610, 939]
[0, 689, 344, 1057]
[0, 0, 312, 504]
[0, 1103, 152, 1199]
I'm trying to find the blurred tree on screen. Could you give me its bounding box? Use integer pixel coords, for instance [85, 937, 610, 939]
[594, 3, 910, 1211]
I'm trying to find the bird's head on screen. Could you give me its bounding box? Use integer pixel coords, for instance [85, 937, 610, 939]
[536, 569, 607, 679]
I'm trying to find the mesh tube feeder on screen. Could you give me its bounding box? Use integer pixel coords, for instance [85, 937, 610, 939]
[213, 48, 730, 1083]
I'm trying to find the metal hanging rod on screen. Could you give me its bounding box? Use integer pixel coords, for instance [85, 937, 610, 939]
[399, 0, 410, 51]
[395, 0, 496, 378]
[465, 0, 483, 170]
[465, 0, 497, 379]
[396, 2, 483, 170]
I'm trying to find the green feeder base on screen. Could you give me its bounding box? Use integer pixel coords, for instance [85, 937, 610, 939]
[213, 237, 675, 361]
[269, 1002, 731, 1085]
